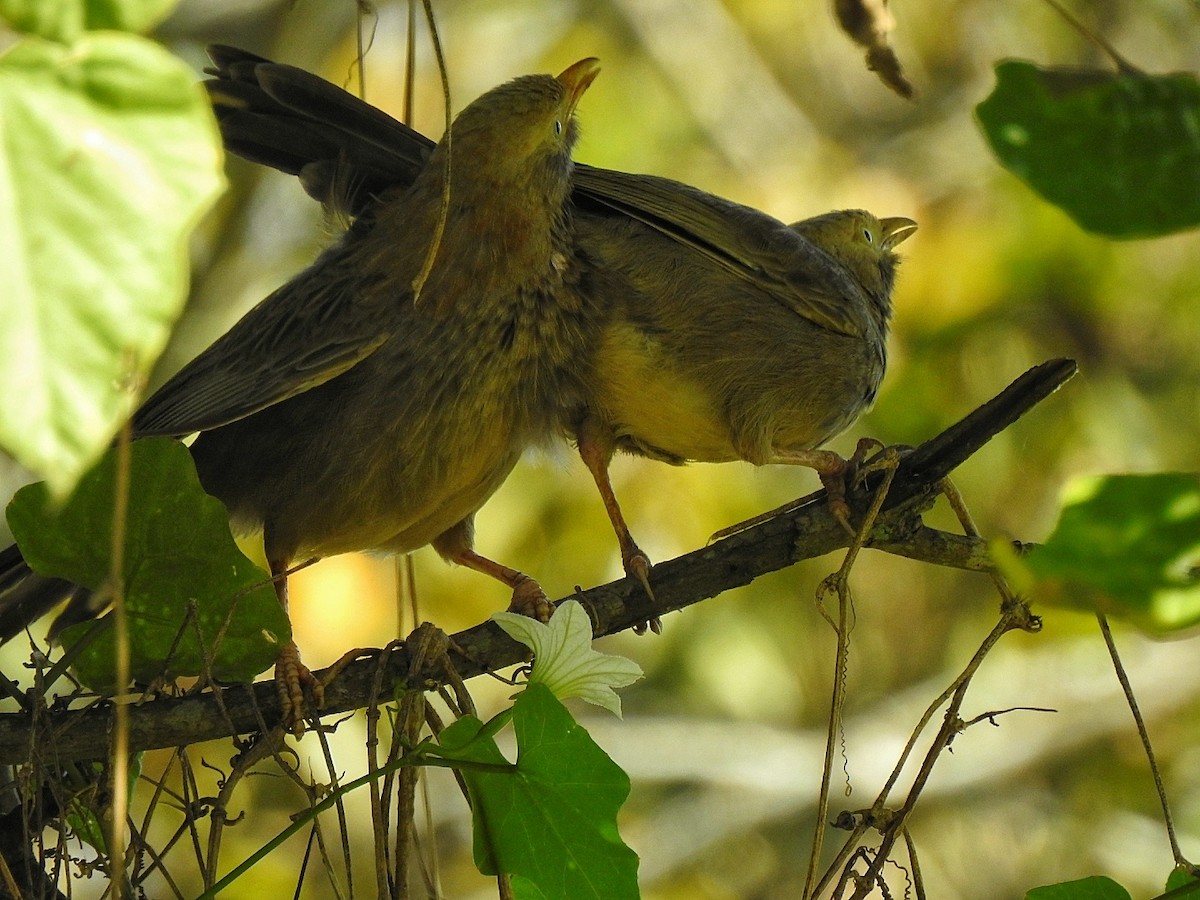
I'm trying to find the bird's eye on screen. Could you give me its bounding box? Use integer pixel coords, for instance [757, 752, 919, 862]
[554, 119, 563, 136]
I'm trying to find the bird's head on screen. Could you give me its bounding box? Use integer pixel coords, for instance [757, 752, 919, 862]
[791, 210, 917, 310]
[441, 58, 600, 191]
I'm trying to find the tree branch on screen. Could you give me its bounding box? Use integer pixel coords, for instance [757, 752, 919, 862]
[0, 358, 1077, 764]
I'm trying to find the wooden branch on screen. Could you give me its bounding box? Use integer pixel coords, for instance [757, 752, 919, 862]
[0, 358, 1077, 764]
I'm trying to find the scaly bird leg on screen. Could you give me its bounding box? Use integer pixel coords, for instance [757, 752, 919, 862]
[577, 417, 656, 600]
[268, 555, 323, 737]
[433, 521, 553, 622]
[714, 438, 885, 542]
[769, 445, 865, 538]
[577, 417, 661, 634]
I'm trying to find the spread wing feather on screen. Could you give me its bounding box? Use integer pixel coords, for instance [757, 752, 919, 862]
[134, 254, 393, 436]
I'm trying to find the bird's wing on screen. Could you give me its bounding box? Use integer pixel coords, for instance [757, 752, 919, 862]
[131, 47, 430, 438]
[204, 48, 864, 339]
[206, 45, 433, 217]
[134, 252, 392, 436]
[573, 164, 866, 338]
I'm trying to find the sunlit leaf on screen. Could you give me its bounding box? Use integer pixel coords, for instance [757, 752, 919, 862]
[1165, 866, 1200, 892]
[994, 473, 1200, 633]
[0, 33, 223, 496]
[0, 0, 177, 41]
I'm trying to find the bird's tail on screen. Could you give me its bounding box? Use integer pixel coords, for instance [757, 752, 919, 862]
[0, 544, 94, 645]
[205, 44, 432, 219]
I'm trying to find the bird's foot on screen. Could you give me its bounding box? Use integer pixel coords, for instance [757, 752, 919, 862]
[632, 616, 663, 636]
[507, 575, 554, 623]
[769, 447, 863, 537]
[623, 550, 662, 635]
[847, 437, 889, 489]
[816, 461, 856, 539]
[816, 439, 888, 538]
[820, 439, 888, 535]
[275, 640, 323, 737]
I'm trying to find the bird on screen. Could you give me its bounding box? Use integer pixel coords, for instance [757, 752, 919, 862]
[195, 47, 915, 610]
[0, 55, 602, 733]
[567, 170, 914, 590]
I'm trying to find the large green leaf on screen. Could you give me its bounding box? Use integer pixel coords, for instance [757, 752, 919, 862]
[1165, 867, 1200, 893]
[977, 60, 1200, 238]
[6, 438, 286, 688]
[432, 685, 640, 900]
[995, 473, 1200, 633]
[0, 33, 223, 496]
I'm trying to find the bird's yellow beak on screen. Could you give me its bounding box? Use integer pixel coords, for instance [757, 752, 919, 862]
[880, 217, 918, 249]
[557, 58, 601, 114]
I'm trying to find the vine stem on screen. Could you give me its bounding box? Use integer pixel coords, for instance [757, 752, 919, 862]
[813, 480, 1039, 898]
[1096, 615, 1190, 868]
[804, 451, 900, 898]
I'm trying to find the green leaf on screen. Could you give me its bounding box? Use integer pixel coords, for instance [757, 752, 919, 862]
[976, 60, 1200, 238]
[494, 600, 643, 716]
[6, 438, 286, 689]
[0, 0, 176, 41]
[0, 33, 224, 496]
[428, 685, 640, 900]
[1166, 866, 1200, 893]
[0, 0, 83, 42]
[994, 473, 1200, 634]
[433, 714, 515, 767]
[1025, 875, 1131, 899]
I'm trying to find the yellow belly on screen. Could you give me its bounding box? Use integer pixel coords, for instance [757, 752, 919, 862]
[593, 321, 738, 462]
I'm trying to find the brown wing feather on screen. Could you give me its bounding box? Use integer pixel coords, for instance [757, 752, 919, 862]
[134, 247, 394, 437]
[573, 164, 868, 338]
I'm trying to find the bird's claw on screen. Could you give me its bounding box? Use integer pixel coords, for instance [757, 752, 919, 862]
[818, 465, 857, 539]
[632, 617, 663, 635]
[829, 496, 856, 539]
[275, 641, 322, 737]
[625, 550, 655, 600]
[624, 551, 662, 634]
[847, 437, 888, 491]
[508, 575, 554, 623]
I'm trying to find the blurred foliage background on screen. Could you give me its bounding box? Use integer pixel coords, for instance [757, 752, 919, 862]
[3, 0, 1199, 897]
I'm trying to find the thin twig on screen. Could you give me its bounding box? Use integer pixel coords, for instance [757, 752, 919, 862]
[109, 374, 135, 897]
[902, 827, 926, 900]
[1096, 615, 1190, 868]
[940, 478, 1020, 604]
[806, 575, 855, 899]
[312, 722, 353, 899]
[411, 0, 451, 302]
[366, 642, 396, 896]
[845, 603, 1032, 898]
[1039, 0, 1141, 73]
[403, 0, 417, 125]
